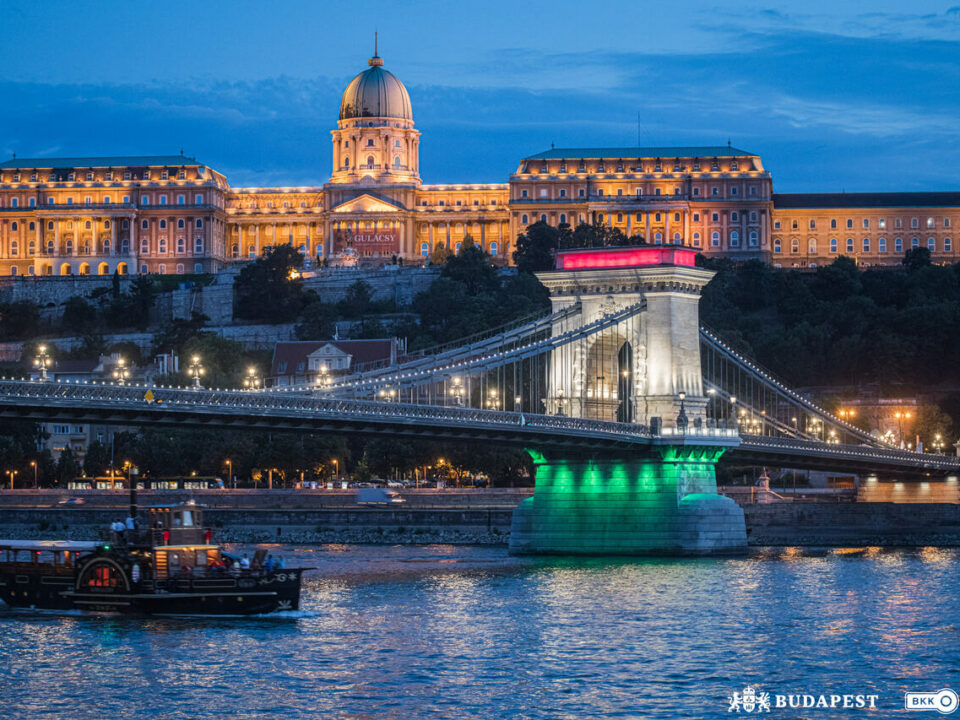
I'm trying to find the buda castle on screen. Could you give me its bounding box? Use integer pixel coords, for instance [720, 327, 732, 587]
[0, 51, 957, 278]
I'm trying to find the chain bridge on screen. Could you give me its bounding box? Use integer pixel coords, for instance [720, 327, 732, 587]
[3, 245, 957, 555]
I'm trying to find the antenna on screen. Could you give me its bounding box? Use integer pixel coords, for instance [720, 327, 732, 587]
[637, 111, 641, 148]
[374, 30, 378, 57]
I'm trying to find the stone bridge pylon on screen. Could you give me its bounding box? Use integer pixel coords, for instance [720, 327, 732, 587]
[509, 245, 747, 556]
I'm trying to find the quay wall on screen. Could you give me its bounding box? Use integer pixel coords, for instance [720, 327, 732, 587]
[4, 495, 960, 548]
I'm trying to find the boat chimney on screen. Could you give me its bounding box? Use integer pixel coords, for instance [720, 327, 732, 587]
[129, 467, 139, 529]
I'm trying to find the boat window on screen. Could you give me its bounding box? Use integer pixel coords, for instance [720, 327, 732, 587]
[181, 510, 194, 527]
[82, 562, 122, 588]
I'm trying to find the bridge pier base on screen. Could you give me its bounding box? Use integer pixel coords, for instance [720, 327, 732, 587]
[509, 445, 746, 556]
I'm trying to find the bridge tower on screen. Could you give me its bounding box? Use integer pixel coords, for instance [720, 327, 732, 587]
[510, 245, 747, 556]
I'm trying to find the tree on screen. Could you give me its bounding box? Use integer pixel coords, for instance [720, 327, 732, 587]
[0, 300, 42, 339]
[233, 245, 307, 322]
[429, 245, 450, 265]
[441, 241, 499, 295]
[83, 441, 111, 477]
[56, 447, 81, 486]
[513, 221, 558, 274]
[296, 300, 339, 340]
[62, 297, 98, 333]
[340, 280, 374, 319]
[903, 246, 932, 272]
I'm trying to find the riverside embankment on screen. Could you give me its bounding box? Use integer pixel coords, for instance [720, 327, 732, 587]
[3, 489, 960, 547]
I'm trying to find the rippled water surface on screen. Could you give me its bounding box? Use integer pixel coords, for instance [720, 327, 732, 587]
[2, 544, 960, 719]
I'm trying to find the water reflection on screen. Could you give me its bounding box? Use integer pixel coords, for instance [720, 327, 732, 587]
[1, 545, 959, 719]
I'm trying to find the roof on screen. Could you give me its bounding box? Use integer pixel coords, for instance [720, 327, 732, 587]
[773, 192, 960, 209]
[0, 539, 100, 551]
[525, 146, 755, 160]
[339, 57, 412, 121]
[0, 155, 201, 169]
[271, 339, 397, 376]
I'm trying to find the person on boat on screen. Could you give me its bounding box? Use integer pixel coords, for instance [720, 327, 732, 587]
[275, 556, 285, 570]
[264, 554, 274, 574]
[110, 520, 125, 544]
[125, 516, 136, 543]
[239, 553, 250, 570]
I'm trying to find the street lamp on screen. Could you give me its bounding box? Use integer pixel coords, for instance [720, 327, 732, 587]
[34, 344, 52, 382]
[188, 355, 204, 389]
[5, 469, 18, 490]
[316, 364, 330, 388]
[514, 395, 522, 412]
[112, 357, 131, 384]
[378, 387, 397, 402]
[556, 388, 567, 416]
[242, 366, 261, 391]
[448, 376, 464, 406]
[676, 390, 688, 432]
[894, 411, 911, 448]
[933, 434, 945, 454]
[225, 458, 233, 488]
[486, 388, 500, 410]
[331, 458, 339, 481]
[29, 460, 37, 489]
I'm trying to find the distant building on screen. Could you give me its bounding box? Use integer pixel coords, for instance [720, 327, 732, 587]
[1, 51, 957, 274]
[269, 338, 405, 387]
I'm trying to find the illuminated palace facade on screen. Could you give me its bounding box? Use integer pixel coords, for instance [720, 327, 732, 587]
[0, 51, 958, 277]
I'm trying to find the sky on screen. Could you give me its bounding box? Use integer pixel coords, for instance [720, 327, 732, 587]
[1, 0, 959, 191]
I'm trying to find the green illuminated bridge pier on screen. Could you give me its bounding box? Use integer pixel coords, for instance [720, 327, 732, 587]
[2, 245, 957, 555]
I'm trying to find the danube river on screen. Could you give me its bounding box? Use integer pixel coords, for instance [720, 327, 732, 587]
[1, 545, 959, 719]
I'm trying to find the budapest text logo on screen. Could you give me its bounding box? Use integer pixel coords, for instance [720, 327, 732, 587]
[727, 687, 879, 713]
[905, 689, 959, 715]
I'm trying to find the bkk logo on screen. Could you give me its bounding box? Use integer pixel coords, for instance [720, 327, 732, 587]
[905, 689, 959, 715]
[727, 687, 880, 713]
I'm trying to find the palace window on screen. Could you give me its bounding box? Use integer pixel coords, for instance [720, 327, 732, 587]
[911, 237, 919, 248]
[774, 220, 781, 230]
[142, 196, 150, 205]
[84, 197, 92, 205]
[248, 244, 256, 258]
[140, 264, 148, 274]
[653, 188, 659, 196]
[158, 238, 167, 254]
[140, 239, 149, 254]
[420, 242, 429, 256]
[693, 213, 700, 222]
[232, 244, 239, 259]
[578, 188, 585, 197]
[177, 194, 185, 205]
[809, 219, 815, 229]
[559, 213, 567, 224]
[790, 239, 799, 253]
[29, 221, 35, 231]
[9, 198, 17, 208]
[692, 187, 700, 196]
[9, 266, 16, 275]
[863, 238, 870, 252]
[711, 187, 719, 196]
[176, 264, 184, 274]
[85, 220, 92, 229]
[830, 238, 838, 253]
[655, 213, 661, 222]
[196, 219, 203, 228]
[617, 214, 623, 223]
[845, 219, 852, 229]
[730, 231, 740, 246]
[47, 198, 54, 205]
[158, 264, 166, 274]
[863, 219, 869, 229]
[945, 218, 951, 228]
[490, 241, 498, 255]
[879, 237, 886, 253]
[194, 238, 204, 253]
[159, 195, 168, 205]
[141, 220, 149, 229]
[559, 189, 566, 198]
[808, 238, 817, 254]
[693, 232, 701, 247]
[927, 217, 935, 228]
[895, 218, 903, 229]
[749, 231, 758, 246]
[177, 219, 185, 229]
[846, 238, 854, 253]
[540, 214, 547, 223]
[598, 189, 604, 197]
[674, 213, 680, 222]
[711, 231, 720, 247]
[911, 218, 919, 229]
[521, 214, 528, 225]
[521, 190, 528, 198]
[733, 212, 740, 222]
[10, 241, 18, 256]
[617, 188, 623, 196]
[830, 219, 837, 229]
[159, 220, 167, 229]
[946, 238, 952, 252]
[47, 221, 53, 230]
[654, 232, 663, 243]
[895, 237, 903, 252]
[731, 186, 738, 196]
[928, 237, 936, 251]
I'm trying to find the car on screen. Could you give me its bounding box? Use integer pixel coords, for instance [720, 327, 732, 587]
[57, 497, 85, 506]
[386, 480, 404, 488]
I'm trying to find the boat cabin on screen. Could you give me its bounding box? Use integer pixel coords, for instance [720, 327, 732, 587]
[0, 539, 100, 576]
[148, 502, 211, 547]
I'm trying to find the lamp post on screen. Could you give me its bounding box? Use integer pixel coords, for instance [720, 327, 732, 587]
[34, 344, 52, 382]
[378, 387, 397, 402]
[894, 411, 911, 448]
[188, 355, 204, 389]
[729, 395, 737, 428]
[556, 388, 566, 416]
[29, 460, 37, 489]
[514, 395, 522, 412]
[225, 458, 233, 488]
[448, 376, 464, 406]
[112, 357, 131, 385]
[486, 388, 500, 410]
[316, 364, 330, 389]
[243, 366, 261, 391]
[332, 458, 338, 482]
[676, 391, 688, 433]
[6, 469, 18, 490]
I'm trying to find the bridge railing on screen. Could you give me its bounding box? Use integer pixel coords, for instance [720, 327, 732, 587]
[739, 434, 960, 469]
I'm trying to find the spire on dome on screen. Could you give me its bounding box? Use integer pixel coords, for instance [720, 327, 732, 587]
[369, 31, 383, 67]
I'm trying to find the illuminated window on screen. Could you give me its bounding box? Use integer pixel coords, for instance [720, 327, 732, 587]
[830, 238, 838, 253]
[420, 242, 429, 256]
[711, 231, 720, 247]
[490, 241, 498, 255]
[878, 237, 886, 253]
[808, 238, 817, 254]
[927, 217, 935, 228]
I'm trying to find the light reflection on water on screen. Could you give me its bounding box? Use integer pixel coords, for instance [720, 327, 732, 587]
[1, 545, 959, 719]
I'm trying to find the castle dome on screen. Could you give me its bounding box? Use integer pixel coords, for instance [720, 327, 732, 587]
[339, 54, 413, 122]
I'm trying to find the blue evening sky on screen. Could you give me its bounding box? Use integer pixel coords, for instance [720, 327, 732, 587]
[1, 0, 958, 191]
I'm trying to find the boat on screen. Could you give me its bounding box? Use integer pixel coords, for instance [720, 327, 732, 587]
[0, 495, 308, 616]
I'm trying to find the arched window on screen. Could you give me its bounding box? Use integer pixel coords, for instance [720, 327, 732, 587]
[247, 244, 256, 258]
[65, 239, 74, 254]
[102, 239, 111, 254]
[232, 244, 240, 259]
[177, 219, 185, 229]
[791, 239, 799, 253]
[711, 231, 720, 247]
[141, 220, 149, 229]
[27, 240, 36, 255]
[11, 222, 18, 232]
[749, 231, 758, 246]
[28, 222, 35, 231]
[847, 238, 855, 253]
[521, 214, 528, 225]
[196, 219, 203, 228]
[559, 213, 567, 224]
[540, 214, 547, 223]
[808, 238, 817, 254]
[490, 241, 498, 256]
[654, 231, 663, 243]
[85, 221, 91, 229]
[176, 263, 185, 274]
[730, 230, 740, 246]
[673, 232, 681, 242]
[693, 232, 701, 247]
[420, 242, 429, 256]
[773, 239, 782, 254]
[159, 220, 167, 229]
[158, 238, 167, 254]
[9, 265, 17, 275]
[176, 237, 185, 254]
[140, 239, 149, 254]
[103, 220, 110, 229]
[343, 157, 350, 168]
[10, 241, 18, 257]
[366, 155, 375, 167]
[394, 156, 402, 169]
